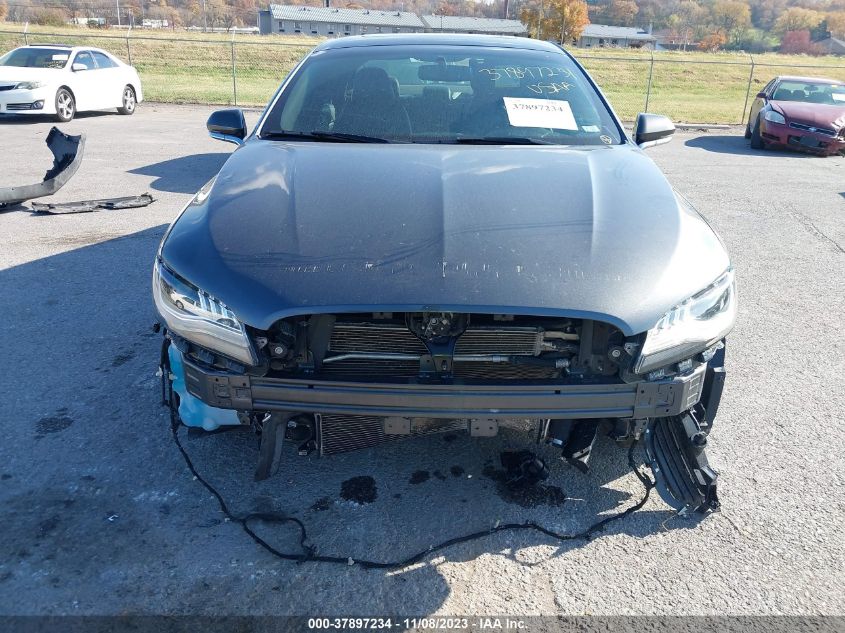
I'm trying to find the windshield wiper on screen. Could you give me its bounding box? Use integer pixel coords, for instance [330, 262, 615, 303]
[309, 130, 391, 143]
[260, 130, 390, 143]
[452, 136, 556, 145]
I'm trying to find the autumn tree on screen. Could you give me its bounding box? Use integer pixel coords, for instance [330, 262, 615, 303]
[667, 0, 706, 50]
[780, 29, 822, 53]
[0, 0, 7, 22]
[773, 7, 824, 35]
[634, 0, 665, 29]
[698, 30, 728, 50]
[711, 0, 751, 45]
[608, 0, 638, 26]
[748, 0, 787, 31]
[826, 11, 845, 36]
[521, 0, 589, 43]
[545, 0, 590, 43]
[434, 1, 459, 15]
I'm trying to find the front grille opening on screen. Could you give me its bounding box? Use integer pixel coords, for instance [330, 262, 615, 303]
[264, 312, 623, 383]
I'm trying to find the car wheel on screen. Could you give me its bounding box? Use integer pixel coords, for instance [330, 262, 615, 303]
[117, 85, 136, 115]
[750, 115, 764, 150]
[744, 123, 751, 139]
[54, 88, 75, 123]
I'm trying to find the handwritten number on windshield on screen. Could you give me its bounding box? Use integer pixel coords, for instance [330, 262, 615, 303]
[477, 66, 574, 81]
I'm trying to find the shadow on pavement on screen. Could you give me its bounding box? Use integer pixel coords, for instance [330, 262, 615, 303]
[0, 226, 695, 614]
[0, 111, 117, 125]
[684, 134, 819, 158]
[129, 153, 229, 194]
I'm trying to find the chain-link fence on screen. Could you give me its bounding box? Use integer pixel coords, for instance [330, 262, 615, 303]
[579, 51, 845, 123]
[0, 27, 314, 107]
[3, 27, 845, 123]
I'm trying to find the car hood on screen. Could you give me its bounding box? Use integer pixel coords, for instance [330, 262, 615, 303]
[160, 141, 730, 335]
[772, 100, 845, 129]
[0, 66, 63, 83]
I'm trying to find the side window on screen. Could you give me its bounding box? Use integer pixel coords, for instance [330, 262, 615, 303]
[763, 79, 776, 97]
[73, 51, 96, 70]
[92, 52, 116, 68]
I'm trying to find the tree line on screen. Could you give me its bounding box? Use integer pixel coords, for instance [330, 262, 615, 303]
[519, 0, 845, 53]
[2, 0, 844, 53]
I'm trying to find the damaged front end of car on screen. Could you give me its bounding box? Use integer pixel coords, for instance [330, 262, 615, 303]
[154, 255, 735, 516]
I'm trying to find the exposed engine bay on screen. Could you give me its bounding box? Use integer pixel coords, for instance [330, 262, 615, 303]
[257, 311, 611, 381]
[163, 310, 724, 514]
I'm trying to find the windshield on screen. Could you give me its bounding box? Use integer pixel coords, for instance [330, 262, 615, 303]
[772, 81, 845, 106]
[0, 47, 70, 69]
[261, 45, 622, 145]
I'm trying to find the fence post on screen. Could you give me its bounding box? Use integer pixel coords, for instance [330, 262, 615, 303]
[231, 33, 238, 107]
[740, 55, 755, 125]
[23, 22, 29, 46]
[125, 23, 133, 66]
[644, 50, 654, 113]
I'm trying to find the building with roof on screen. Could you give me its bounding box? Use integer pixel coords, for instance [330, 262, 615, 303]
[575, 24, 655, 49]
[816, 36, 845, 55]
[421, 15, 527, 36]
[259, 4, 425, 36]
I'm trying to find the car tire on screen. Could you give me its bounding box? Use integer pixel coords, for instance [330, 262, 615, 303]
[117, 85, 136, 115]
[744, 123, 751, 139]
[54, 88, 75, 123]
[750, 116, 764, 150]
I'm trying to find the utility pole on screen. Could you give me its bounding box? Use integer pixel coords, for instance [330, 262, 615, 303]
[203, 0, 208, 32]
[116, 0, 121, 27]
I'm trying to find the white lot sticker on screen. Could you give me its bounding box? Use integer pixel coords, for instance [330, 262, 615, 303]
[503, 97, 577, 130]
[52, 54, 69, 61]
[832, 93, 845, 102]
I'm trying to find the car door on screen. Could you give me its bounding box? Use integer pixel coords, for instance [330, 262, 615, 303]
[69, 50, 100, 111]
[91, 51, 123, 107]
[749, 79, 776, 127]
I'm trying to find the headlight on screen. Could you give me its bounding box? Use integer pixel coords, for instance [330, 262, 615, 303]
[14, 81, 45, 90]
[634, 268, 736, 374]
[764, 111, 785, 125]
[153, 260, 256, 365]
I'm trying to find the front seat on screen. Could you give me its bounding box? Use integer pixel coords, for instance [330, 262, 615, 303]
[335, 67, 412, 140]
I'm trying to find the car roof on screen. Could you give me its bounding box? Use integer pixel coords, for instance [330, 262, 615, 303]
[19, 44, 119, 58]
[315, 33, 564, 54]
[28, 43, 76, 49]
[776, 75, 844, 85]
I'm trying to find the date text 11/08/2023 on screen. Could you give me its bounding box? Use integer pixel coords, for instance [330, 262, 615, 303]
[307, 617, 527, 630]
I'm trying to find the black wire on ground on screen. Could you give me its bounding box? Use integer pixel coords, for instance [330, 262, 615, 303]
[161, 336, 656, 570]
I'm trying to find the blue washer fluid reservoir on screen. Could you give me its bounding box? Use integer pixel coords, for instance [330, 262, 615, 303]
[168, 345, 240, 431]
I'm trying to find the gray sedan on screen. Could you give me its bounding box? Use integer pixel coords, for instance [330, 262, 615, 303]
[153, 34, 735, 515]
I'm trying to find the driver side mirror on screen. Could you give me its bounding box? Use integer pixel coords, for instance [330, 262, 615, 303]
[756, 91, 767, 99]
[207, 109, 247, 146]
[71, 63, 87, 72]
[634, 113, 675, 150]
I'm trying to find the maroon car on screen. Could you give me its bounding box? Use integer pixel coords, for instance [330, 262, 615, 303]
[746, 75, 845, 156]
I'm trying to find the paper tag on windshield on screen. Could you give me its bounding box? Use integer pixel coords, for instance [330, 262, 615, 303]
[832, 93, 845, 102]
[52, 54, 69, 61]
[503, 98, 577, 130]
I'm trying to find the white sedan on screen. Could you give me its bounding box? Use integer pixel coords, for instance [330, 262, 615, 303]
[0, 44, 143, 122]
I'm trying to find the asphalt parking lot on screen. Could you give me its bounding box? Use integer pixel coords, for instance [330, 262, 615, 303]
[1, 104, 844, 617]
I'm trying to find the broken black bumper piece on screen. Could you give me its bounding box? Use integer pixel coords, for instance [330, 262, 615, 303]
[0, 127, 85, 207]
[31, 193, 155, 214]
[645, 414, 720, 514]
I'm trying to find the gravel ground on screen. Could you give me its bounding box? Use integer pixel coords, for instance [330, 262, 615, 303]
[1, 104, 843, 617]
